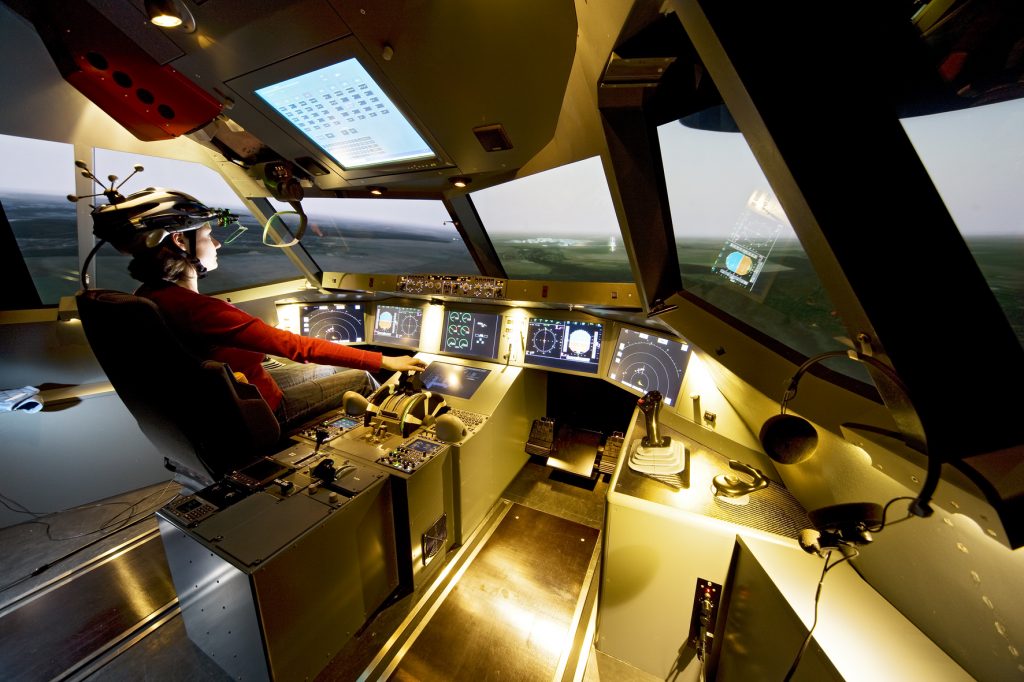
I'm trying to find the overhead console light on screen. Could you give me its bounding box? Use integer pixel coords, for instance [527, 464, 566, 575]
[144, 0, 196, 33]
[368, 186, 386, 196]
[449, 176, 471, 188]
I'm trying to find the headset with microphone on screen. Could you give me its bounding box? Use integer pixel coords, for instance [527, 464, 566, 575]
[759, 349, 937, 554]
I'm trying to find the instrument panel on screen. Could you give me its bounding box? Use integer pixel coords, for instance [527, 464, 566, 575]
[278, 296, 698, 414]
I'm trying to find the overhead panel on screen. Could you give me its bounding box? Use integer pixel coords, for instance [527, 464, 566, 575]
[329, 0, 577, 181]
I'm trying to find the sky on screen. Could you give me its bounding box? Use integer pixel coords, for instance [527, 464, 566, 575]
[0, 133, 75, 194]
[469, 155, 622, 237]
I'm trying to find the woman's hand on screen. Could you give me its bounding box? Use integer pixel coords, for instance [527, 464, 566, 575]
[381, 355, 428, 373]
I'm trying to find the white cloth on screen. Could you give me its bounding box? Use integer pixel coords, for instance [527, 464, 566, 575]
[0, 386, 44, 413]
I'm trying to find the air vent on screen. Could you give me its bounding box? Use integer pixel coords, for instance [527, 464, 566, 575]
[421, 513, 448, 565]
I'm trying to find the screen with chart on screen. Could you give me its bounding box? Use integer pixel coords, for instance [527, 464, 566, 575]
[372, 304, 423, 348]
[524, 318, 603, 374]
[420, 362, 492, 400]
[254, 57, 435, 170]
[605, 327, 691, 405]
[440, 308, 502, 360]
[299, 303, 366, 343]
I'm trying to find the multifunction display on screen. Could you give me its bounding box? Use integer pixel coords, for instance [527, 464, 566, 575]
[524, 318, 603, 374]
[373, 304, 423, 348]
[300, 303, 366, 343]
[606, 327, 691, 405]
[420, 362, 492, 400]
[441, 309, 501, 359]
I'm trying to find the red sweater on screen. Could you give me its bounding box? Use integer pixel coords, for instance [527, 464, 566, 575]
[138, 283, 382, 411]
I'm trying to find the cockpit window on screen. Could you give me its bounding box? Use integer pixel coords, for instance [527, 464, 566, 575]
[0, 133, 77, 306]
[658, 122, 854, 364]
[469, 156, 633, 283]
[93, 149, 299, 293]
[901, 97, 1024, 348]
[268, 197, 478, 276]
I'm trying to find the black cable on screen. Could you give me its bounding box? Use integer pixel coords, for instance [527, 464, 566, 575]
[79, 239, 107, 290]
[867, 495, 917, 533]
[782, 550, 832, 682]
[0, 511, 159, 596]
[0, 482, 180, 596]
[0, 493, 45, 517]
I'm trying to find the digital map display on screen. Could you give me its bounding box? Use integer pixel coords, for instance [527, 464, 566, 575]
[606, 327, 691, 405]
[300, 303, 366, 343]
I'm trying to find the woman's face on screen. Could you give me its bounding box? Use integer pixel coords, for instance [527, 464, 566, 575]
[192, 224, 221, 273]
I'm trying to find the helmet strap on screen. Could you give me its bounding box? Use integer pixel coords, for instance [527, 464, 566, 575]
[184, 230, 207, 279]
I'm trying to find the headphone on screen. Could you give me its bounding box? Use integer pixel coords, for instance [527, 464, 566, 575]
[759, 350, 936, 553]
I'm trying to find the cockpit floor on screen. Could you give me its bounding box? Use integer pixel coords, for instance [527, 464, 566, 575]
[0, 461, 654, 681]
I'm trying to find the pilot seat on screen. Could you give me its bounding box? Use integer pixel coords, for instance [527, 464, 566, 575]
[76, 289, 281, 490]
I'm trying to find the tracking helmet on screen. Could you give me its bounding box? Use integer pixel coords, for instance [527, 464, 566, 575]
[90, 187, 237, 254]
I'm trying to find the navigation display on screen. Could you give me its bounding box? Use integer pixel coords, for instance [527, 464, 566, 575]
[326, 416, 360, 430]
[441, 308, 501, 359]
[606, 327, 692, 405]
[373, 304, 423, 348]
[300, 303, 366, 343]
[254, 57, 434, 170]
[524, 318, 603, 374]
[420, 362, 492, 400]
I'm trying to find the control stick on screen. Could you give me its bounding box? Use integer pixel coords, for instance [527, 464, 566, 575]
[638, 390, 671, 448]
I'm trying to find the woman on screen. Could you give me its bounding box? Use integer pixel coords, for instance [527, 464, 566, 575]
[91, 187, 425, 431]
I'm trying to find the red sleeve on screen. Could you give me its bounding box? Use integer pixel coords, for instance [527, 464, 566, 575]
[149, 286, 383, 372]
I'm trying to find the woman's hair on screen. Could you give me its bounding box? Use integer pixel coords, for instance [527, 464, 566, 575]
[126, 240, 196, 284]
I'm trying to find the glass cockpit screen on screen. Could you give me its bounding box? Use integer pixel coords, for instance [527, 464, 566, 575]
[441, 309, 501, 359]
[524, 318, 603, 374]
[300, 303, 366, 343]
[420, 362, 492, 400]
[254, 57, 434, 170]
[606, 327, 692, 406]
[372, 304, 423, 348]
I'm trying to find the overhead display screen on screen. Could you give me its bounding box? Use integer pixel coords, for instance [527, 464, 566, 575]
[420, 362, 492, 400]
[300, 303, 366, 343]
[254, 57, 434, 170]
[373, 304, 423, 348]
[441, 309, 502, 359]
[524, 318, 603, 374]
[606, 327, 692, 405]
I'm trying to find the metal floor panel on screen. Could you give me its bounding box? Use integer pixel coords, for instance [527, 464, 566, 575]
[386, 503, 601, 682]
[0, 533, 176, 681]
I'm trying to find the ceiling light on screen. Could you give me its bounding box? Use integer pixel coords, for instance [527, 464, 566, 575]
[145, 0, 196, 32]
[449, 176, 471, 188]
[368, 186, 385, 196]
